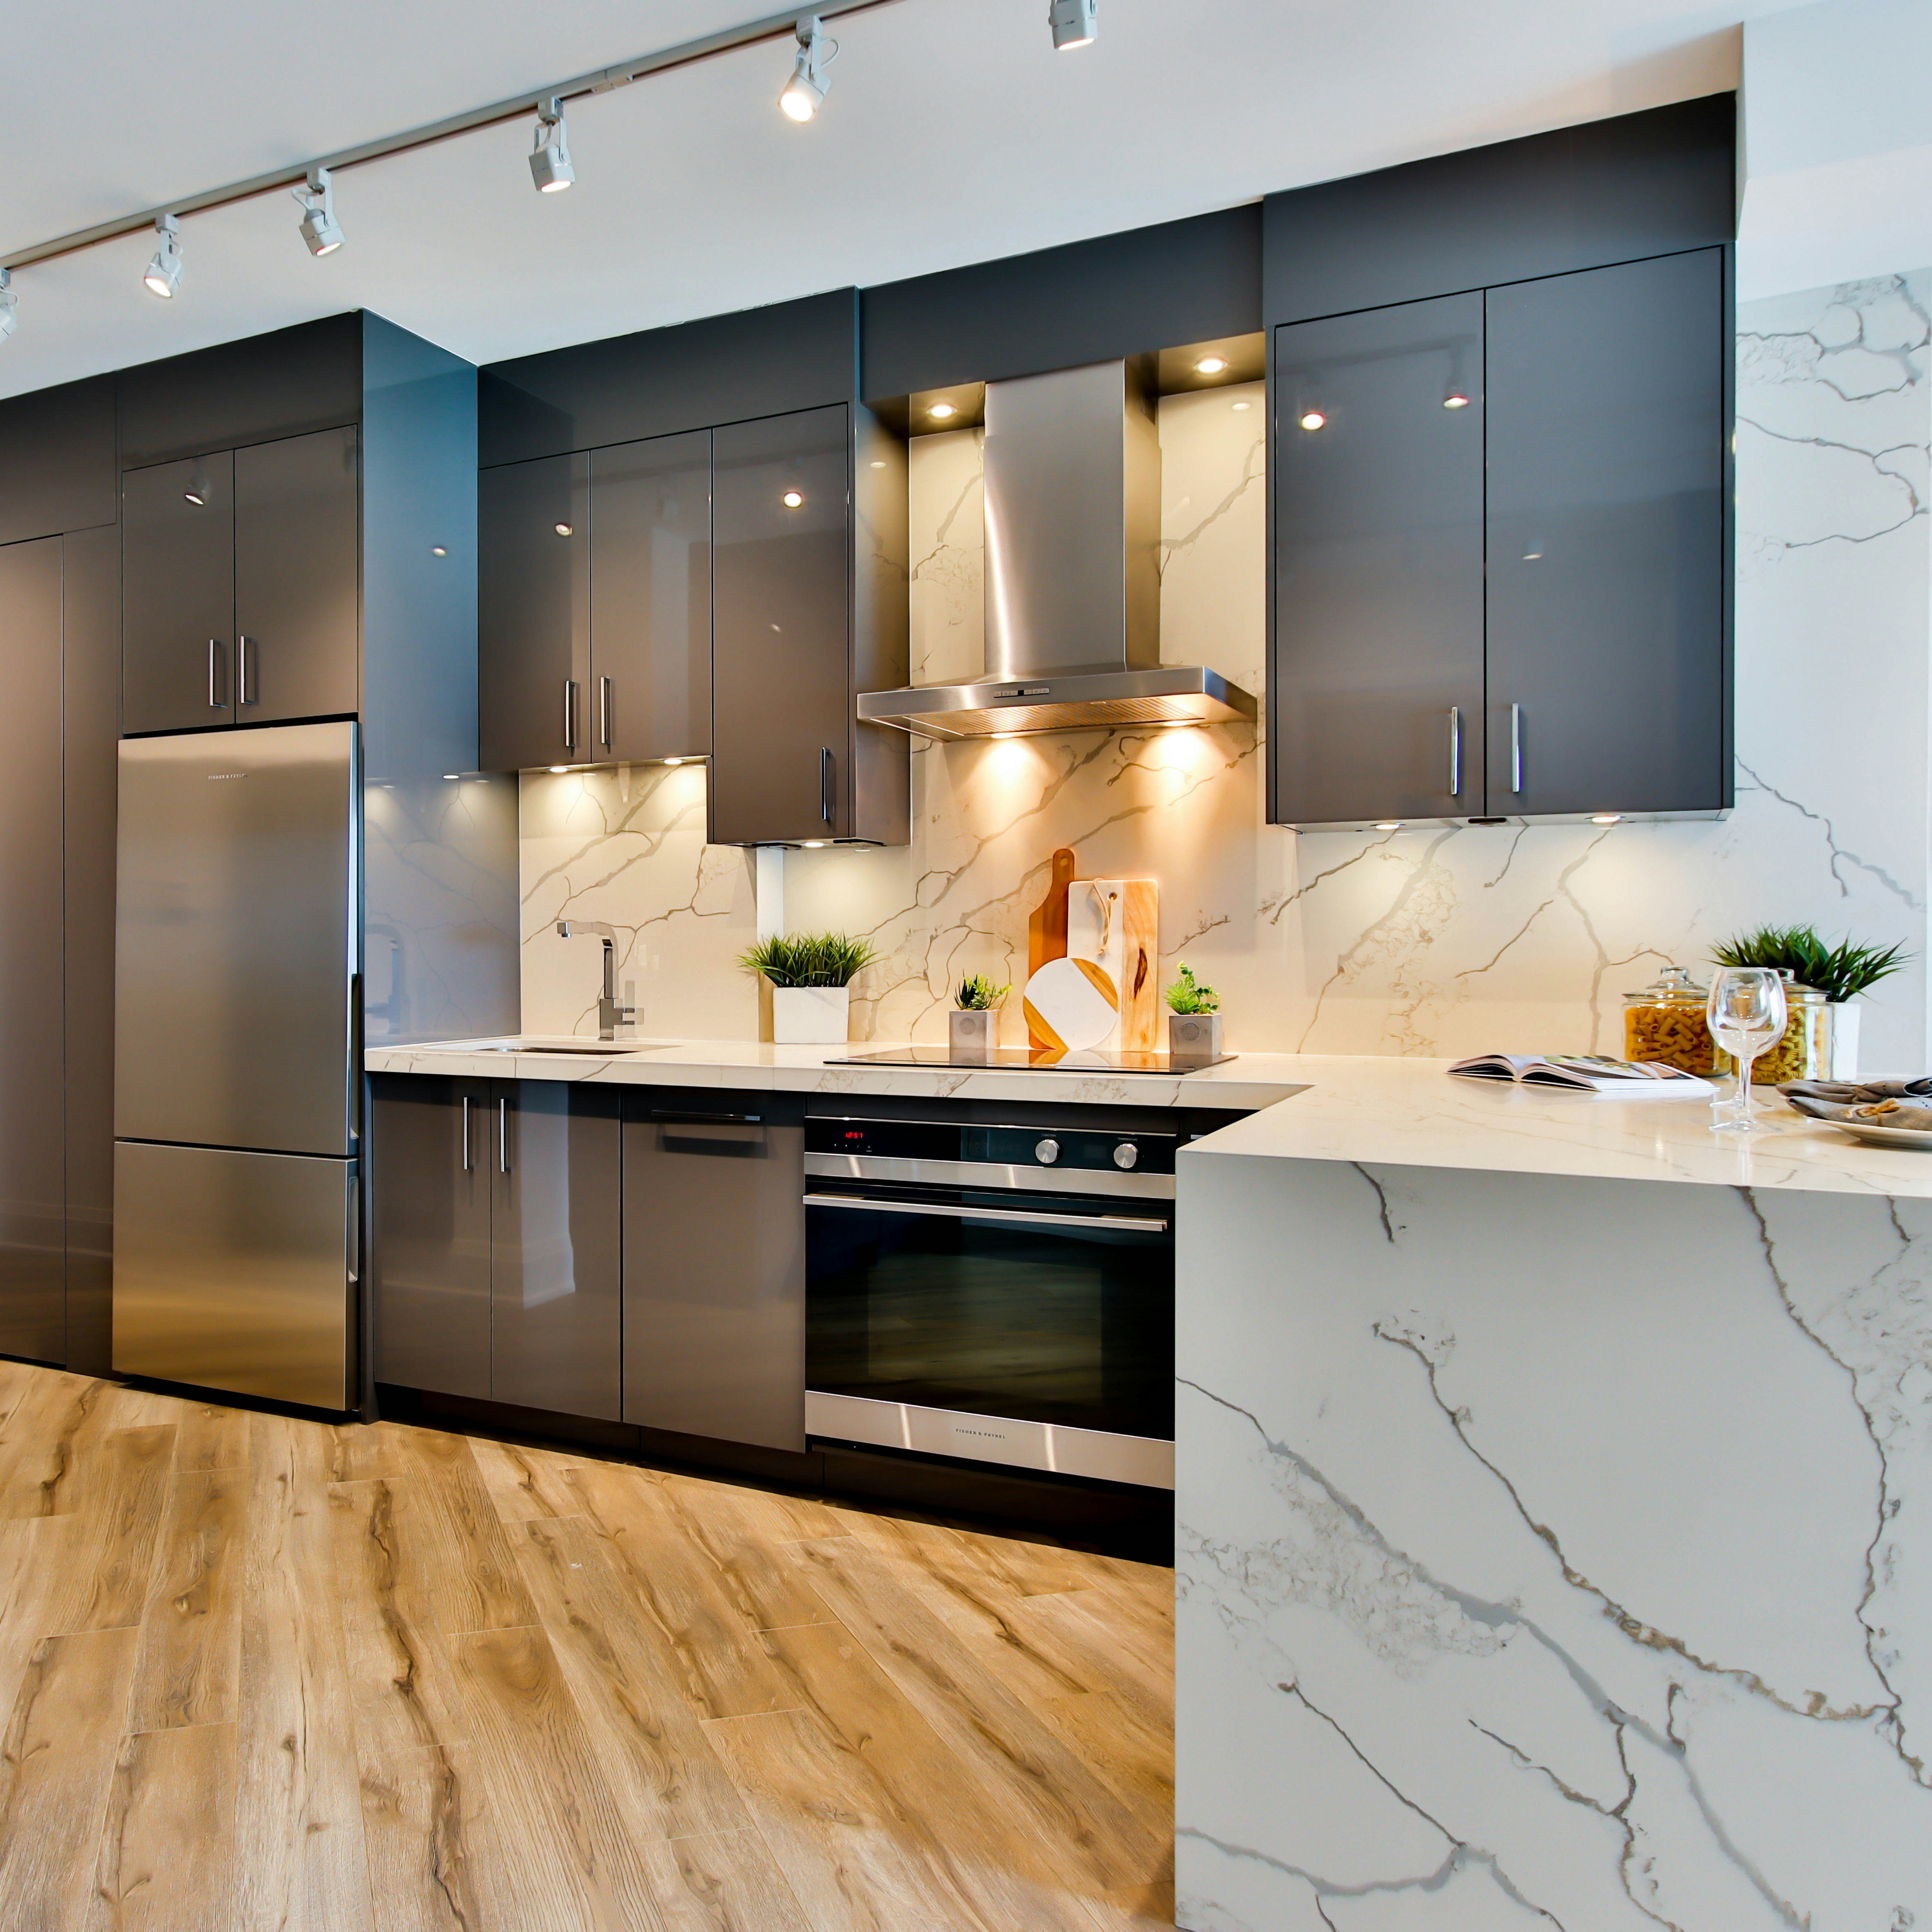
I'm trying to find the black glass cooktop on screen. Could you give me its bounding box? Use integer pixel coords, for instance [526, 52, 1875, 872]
[825, 1047, 1235, 1074]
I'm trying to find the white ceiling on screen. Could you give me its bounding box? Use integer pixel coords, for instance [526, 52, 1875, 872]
[1, 0, 1795, 399]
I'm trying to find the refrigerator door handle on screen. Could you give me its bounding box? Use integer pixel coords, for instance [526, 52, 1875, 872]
[461, 1094, 473, 1172]
[498, 1096, 510, 1175]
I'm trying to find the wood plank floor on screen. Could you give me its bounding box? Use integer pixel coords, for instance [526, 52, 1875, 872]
[0, 1359, 1175, 1931]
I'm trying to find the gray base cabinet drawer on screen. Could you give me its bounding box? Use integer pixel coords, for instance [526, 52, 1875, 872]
[622, 1093, 806, 1451]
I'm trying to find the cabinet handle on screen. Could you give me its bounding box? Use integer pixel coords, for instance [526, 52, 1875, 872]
[1447, 707, 1462, 797]
[1510, 704, 1524, 794]
[461, 1094, 473, 1173]
[820, 746, 834, 826]
[207, 639, 227, 710]
[598, 675, 612, 750]
[498, 1096, 510, 1175]
[563, 679, 578, 754]
[237, 635, 258, 706]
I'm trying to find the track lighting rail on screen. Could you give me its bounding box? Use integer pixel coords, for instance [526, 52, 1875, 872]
[0, 0, 909, 275]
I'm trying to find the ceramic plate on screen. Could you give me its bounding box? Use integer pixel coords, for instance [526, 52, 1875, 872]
[1822, 1118, 1932, 1150]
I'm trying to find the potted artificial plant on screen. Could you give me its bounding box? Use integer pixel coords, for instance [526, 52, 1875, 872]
[1166, 961, 1222, 1061]
[739, 932, 877, 1045]
[950, 974, 1010, 1060]
[1711, 924, 1912, 1080]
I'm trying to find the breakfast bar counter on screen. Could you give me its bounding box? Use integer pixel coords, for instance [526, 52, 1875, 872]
[1175, 1058, 1932, 1929]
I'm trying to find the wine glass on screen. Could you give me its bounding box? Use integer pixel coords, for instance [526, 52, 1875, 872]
[1706, 967, 1788, 1133]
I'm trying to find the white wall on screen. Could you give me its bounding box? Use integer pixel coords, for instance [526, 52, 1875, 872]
[522, 272, 1932, 1070]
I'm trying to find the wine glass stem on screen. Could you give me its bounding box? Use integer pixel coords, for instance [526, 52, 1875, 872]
[1736, 1054, 1756, 1120]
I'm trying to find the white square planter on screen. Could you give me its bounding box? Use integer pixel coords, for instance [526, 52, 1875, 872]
[772, 984, 851, 1045]
[949, 1009, 998, 1060]
[1168, 1012, 1223, 1061]
[1828, 1002, 1860, 1080]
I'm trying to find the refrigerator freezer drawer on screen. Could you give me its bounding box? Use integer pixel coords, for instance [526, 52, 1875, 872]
[113, 1141, 356, 1410]
[115, 722, 357, 1155]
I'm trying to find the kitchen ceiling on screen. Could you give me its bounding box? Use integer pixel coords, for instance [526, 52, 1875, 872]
[1, 0, 1791, 399]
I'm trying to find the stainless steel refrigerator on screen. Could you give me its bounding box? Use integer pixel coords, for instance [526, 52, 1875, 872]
[112, 721, 360, 1410]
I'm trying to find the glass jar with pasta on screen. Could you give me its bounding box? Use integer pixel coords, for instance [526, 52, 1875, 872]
[1623, 966, 1716, 1074]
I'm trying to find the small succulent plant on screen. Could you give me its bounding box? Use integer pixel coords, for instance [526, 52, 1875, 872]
[1165, 962, 1220, 1015]
[955, 973, 1011, 1011]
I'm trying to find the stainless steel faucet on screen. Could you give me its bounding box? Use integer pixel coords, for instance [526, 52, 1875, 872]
[555, 920, 636, 1039]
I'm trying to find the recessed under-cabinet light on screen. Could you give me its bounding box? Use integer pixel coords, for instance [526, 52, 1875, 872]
[1374, 822, 1402, 831]
[1442, 393, 1470, 409]
[1591, 814, 1622, 825]
[929, 402, 956, 420]
[782, 490, 804, 508]
[1299, 411, 1326, 431]
[431, 545, 447, 556]
[554, 523, 573, 536]
[1194, 356, 1228, 376]
[548, 765, 569, 774]
[1232, 401, 1250, 412]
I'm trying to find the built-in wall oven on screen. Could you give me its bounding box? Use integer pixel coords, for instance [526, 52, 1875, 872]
[803, 1100, 1217, 1490]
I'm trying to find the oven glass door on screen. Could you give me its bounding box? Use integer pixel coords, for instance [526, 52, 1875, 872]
[805, 1186, 1174, 1441]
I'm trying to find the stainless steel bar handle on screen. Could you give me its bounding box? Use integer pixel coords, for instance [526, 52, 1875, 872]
[563, 679, 578, 753]
[1510, 703, 1524, 794]
[598, 676, 612, 750]
[498, 1097, 510, 1175]
[461, 1095, 473, 1173]
[207, 639, 224, 709]
[1448, 706, 1462, 797]
[802, 1193, 1169, 1233]
[238, 635, 257, 706]
[820, 746, 834, 825]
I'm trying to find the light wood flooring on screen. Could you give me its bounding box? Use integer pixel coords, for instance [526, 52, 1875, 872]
[0, 1357, 1175, 1931]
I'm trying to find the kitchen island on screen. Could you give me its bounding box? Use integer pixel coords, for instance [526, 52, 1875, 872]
[1176, 1057, 1931, 1930]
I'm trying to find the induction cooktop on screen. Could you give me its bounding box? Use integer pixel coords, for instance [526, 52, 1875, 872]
[825, 1046, 1236, 1074]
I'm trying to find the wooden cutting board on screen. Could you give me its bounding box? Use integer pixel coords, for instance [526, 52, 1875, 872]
[1026, 848, 1077, 1047]
[1117, 880, 1160, 1051]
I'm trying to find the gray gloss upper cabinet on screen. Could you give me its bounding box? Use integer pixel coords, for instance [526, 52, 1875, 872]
[234, 427, 361, 723]
[710, 406, 853, 844]
[122, 453, 236, 733]
[122, 427, 360, 736]
[1484, 249, 1728, 817]
[478, 453, 589, 771]
[588, 433, 712, 763]
[1271, 295, 1486, 827]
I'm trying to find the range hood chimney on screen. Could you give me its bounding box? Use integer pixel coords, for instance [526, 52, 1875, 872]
[858, 359, 1256, 740]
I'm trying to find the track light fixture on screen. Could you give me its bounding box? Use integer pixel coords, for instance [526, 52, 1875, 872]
[292, 168, 344, 255]
[779, 15, 837, 122]
[0, 270, 15, 344]
[143, 215, 183, 298]
[529, 98, 576, 192]
[1049, 0, 1097, 50]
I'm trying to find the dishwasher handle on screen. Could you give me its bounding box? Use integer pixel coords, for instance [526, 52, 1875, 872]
[804, 1192, 1169, 1233]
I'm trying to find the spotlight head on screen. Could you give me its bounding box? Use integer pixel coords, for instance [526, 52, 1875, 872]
[0, 269, 15, 344]
[1049, 0, 1097, 50]
[530, 99, 576, 192]
[144, 214, 182, 299]
[292, 168, 344, 256]
[780, 15, 832, 120]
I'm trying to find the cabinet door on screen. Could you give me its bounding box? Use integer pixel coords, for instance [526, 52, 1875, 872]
[710, 406, 851, 844]
[622, 1095, 806, 1450]
[122, 452, 235, 734]
[491, 1081, 621, 1421]
[371, 1077, 491, 1399]
[0, 538, 69, 1364]
[479, 454, 590, 771]
[1270, 296, 1486, 826]
[235, 427, 360, 723]
[589, 431, 712, 763]
[1485, 249, 1727, 817]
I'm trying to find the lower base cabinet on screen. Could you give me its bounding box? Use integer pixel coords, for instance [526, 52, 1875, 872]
[621, 1092, 806, 1452]
[371, 1076, 621, 1420]
[373, 1078, 804, 1447]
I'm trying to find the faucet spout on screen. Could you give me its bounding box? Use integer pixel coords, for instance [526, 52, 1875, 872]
[555, 920, 636, 1040]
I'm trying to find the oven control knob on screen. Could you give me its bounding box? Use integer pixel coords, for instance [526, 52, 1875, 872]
[1034, 1137, 1061, 1165]
[1113, 1142, 1139, 1170]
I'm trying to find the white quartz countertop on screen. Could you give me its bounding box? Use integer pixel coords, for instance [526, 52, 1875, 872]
[1183, 1052, 1932, 1198]
[362, 1037, 1309, 1111]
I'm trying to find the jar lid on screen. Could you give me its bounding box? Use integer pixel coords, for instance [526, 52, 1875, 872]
[1624, 964, 1708, 1002]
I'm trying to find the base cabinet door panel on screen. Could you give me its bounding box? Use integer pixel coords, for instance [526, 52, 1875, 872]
[491, 1081, 622, 1422]
[122, 453, 236, 734]
[234, 426, 361, 724]
[710, 406, 852, 844]
[1484, 248, 1728, 817]
[371, 1076, 491, 1401]
[1271, 295, 1487, 827]
[622, 1094, 806, 1450]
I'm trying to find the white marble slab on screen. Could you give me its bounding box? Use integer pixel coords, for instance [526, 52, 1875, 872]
[1177, 1149, 1932, 1930]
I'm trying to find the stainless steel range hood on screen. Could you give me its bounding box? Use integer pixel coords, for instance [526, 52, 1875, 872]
[858, 359, 1256, 740]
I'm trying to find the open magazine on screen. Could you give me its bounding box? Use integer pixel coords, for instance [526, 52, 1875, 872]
[1449, 1053, 1715, 1096]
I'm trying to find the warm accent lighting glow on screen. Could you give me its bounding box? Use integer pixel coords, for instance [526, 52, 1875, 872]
[1442, 393, 1471, 409]
[665, 757, 685, 767]
[782, 490, 804, 508]
[1591, 814, 1623, 825]
[1194, 356, 1228, 376]
[1299, 411, 1326, 431]
[554, 523, 572, 535]
[929, 402, 956, 419]
[548, 765, 568, 774]
[1232, 401, 1251, 412]
[802, 840, 829, 848]
[1374, 822, 1403, 831]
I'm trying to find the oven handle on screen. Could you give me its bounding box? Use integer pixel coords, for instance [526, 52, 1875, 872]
[803, 1192, 1170, 1233]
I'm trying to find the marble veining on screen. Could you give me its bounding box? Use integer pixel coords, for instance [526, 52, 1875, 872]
[518, 276, 1930, 1073]
[1177, 1150, 1932, 1927]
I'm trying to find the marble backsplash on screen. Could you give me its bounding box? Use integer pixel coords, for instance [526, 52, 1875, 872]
[522, 272, 1932, 1070]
